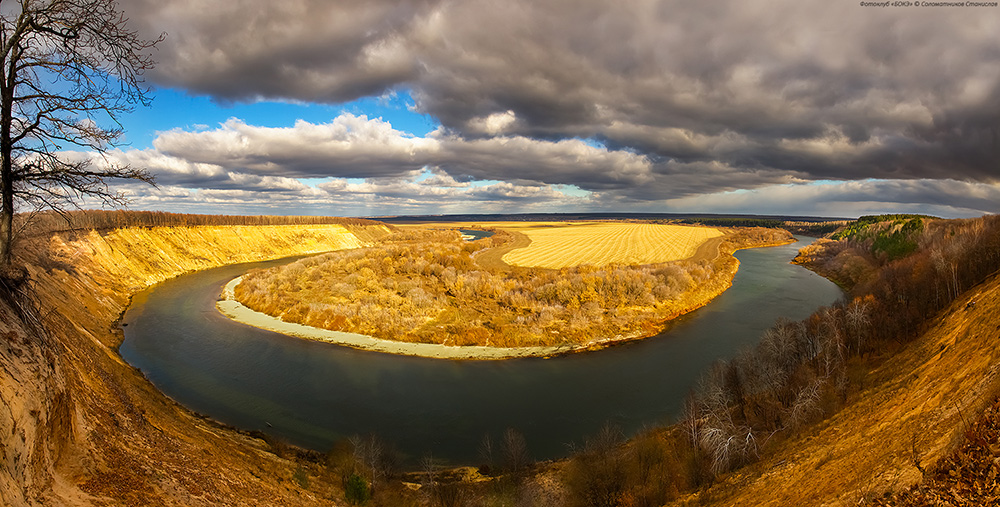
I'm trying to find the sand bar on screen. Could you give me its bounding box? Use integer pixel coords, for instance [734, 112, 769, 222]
[216, 277, 584, 360]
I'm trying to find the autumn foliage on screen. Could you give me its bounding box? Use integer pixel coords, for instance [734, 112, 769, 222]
[234, 226, 790, 348]
[685, 215, 1000, 476]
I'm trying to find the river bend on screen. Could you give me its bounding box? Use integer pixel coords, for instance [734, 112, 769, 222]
[120, 236, 842, 464]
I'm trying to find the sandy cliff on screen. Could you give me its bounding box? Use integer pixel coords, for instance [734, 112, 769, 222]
[1, 223, 388, 506]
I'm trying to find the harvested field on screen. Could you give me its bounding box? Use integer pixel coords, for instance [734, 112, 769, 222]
[472, 229, 530, 271]
[501, 222, 723, 269]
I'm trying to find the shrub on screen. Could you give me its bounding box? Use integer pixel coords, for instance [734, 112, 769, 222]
[344, 473, 371, 505]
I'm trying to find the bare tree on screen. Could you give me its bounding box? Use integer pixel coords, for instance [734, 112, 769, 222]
[565, 423, 627, 507]
[0, 0, 162, 265]
[502, 427, 531, 476]
[845, 296, 871, 353]
[348, 433, 398, 497]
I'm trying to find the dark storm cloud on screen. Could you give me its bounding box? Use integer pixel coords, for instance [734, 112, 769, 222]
[121, 0, 1000, 200]
[125, 0, 440, 103]
[657, 179, 1000, 218]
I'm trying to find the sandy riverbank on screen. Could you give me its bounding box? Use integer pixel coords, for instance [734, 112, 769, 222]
[217, 277, 583, 359]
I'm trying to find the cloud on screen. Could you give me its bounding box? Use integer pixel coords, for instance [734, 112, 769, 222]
[111, 168, 588, 216]
[93, 115, 607, 214]
[658, 179, 1000, 218]
[92, 113, 995, 217]
[147, 113, 661, 195]
[127, 0, 439, 103]
[152, 114, 436, 179]
[122, 0, 1000, 195]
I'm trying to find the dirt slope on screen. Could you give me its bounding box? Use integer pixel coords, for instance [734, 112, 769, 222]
[873, 395, 1000, 505]
[671, 270, 1000, 506]
[1, 224, 389, 506]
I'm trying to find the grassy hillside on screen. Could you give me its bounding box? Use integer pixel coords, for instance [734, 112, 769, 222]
[670, 252, 1000, 505]
[664, 214, 1000, 505]
[830, 214, 931, 261]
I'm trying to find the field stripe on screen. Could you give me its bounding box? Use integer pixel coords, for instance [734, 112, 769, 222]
[502, 223, 723, 268]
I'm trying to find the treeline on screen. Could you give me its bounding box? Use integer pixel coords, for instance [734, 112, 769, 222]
[831, 214, 931, 260]
[13, 209, 384, 236]
[783, 220, 850, 236]
[318, 421, 695, 506]
[673, 217, 784, 228]
[682, 215, 1000, 479]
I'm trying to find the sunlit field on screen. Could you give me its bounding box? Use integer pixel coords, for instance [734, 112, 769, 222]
[501, 222, 723, 269]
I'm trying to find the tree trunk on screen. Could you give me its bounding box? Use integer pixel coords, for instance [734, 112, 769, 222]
[0, 165, 11, 267]
[0, 35, 16, 268]
[0, 88, 12, 267]
[0, 90, 12, 267]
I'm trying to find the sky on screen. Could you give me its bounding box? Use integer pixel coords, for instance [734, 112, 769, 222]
[72, 0, 1000, 218]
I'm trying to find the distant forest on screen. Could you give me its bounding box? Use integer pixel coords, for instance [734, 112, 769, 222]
[14, 210, 385, 236]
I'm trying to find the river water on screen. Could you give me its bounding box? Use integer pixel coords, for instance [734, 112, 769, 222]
[120, 236, 842, 465]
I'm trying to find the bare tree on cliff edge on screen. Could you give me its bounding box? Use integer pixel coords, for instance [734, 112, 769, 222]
[0, 0, 161, 267]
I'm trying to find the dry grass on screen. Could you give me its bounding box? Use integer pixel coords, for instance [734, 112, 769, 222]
[501, 223, 723, 269]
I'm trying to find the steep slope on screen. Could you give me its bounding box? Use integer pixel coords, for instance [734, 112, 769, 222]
[1, 224, 389, 506]
[671, 269, 1000, 506]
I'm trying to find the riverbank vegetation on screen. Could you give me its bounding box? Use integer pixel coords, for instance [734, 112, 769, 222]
[676, 217, 784, 228]
[234, 224, 790, 348]
[8, 211, 1000, 506]
[339, 214, 1000, 507]
[677, 214, 1000, 485]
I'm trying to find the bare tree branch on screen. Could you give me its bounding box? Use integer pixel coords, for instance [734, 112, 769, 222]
[0, 0, 163, 265]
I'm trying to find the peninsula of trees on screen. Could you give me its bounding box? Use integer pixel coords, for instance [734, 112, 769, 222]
[233, 223, 792, 350]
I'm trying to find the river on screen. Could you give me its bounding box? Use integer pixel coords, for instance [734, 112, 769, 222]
[119, 236, 842, 465]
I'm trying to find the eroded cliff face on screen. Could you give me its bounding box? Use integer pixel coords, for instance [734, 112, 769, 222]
[1, 224, 389, 506]
[0, 292, 68, 506]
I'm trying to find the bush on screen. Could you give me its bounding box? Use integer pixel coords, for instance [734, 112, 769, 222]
[344, 473, 371, 505]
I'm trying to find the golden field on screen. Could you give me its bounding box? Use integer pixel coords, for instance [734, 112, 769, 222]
[500, 222, 723, 268]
